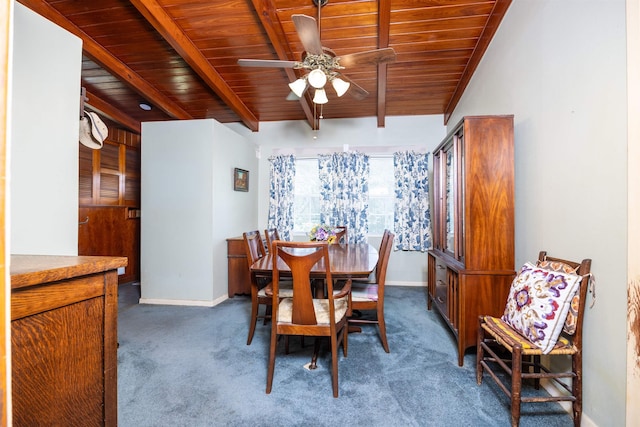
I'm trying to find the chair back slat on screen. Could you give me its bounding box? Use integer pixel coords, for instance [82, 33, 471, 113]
[244, 230, 266, 264]
[264, 228, 280, 251]
[374, 230, 394, 284]
[273, 241, 334, 326]
[334, 226, 347, 244]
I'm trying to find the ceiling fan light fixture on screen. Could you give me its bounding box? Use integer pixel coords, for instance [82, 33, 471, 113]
[288, 78, 308, 97]
[313, 88, 328, 104]
[331, 77, 350, 97]
[308, 68, 327, 89]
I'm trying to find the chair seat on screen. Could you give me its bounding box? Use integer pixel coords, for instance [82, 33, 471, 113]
[350, 283, 378, 302]
[278, 296, 348, 324]
[481, 315, 577, 356]
[260, 282, 293, 298]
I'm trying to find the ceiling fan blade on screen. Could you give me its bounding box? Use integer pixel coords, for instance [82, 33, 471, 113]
[338, 74, 369, 100]
[292, 14, 324, 56]
[338, 48, 397, 68]
[238, 59, 298, 68]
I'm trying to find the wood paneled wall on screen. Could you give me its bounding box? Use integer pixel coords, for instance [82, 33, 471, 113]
[78, 126, 140, 284]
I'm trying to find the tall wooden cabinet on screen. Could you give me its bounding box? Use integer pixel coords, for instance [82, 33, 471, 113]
[427, 115, 515, 366]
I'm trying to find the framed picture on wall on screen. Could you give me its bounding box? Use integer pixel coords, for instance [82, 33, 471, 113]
[234, 168, 249, 192]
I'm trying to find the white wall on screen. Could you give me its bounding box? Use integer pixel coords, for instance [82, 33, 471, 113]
[141, 119, 258, 305]
[10, 3, 81, 255]
[448, 1, 628, 426]
[227, 115, 447, 286]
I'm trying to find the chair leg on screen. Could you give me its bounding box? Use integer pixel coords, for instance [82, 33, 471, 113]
[511, 345, 523, 427]
[572, 354, 583, 427]
[476, 317, 485, 385]
[266, 330, 278, 394]
[263, 304, 271, 325]
[330, 333, 339, 398]
[342, 323, 348, 357]
[377, 305, 390, 353]
[247, 295, 259, 345]
[310, 338, 321, 370]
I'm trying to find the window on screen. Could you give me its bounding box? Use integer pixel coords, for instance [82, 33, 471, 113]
[293, 159, 321, 233]
[368, 157, 395, 234]
[292, 156, 394, 235]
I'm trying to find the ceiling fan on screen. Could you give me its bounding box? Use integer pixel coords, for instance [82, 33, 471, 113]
[238, 0, 396, 104]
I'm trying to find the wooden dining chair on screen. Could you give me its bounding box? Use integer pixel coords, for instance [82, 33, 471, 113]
[334, 226, 347, 244]
[242, 230, 271, 345]
[264, 228, 280, 252]
[348, 229, 394, 352]
[243, 231, 293, 345]
[476, 251, 592, 427]
[266, 241, 352, 397]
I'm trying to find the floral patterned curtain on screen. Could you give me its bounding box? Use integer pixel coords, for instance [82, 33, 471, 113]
[394, 151, 431, 251]
[318, 152, 369, 243]
[267, 155, 296, 240]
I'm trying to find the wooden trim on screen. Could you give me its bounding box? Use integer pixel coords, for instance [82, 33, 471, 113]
[377, 0, 391, 128]
[17, 0, 193, 121]
[250, 0, 316, 129]
[130, 0, 259, 131]
[443, 0, 512, 124]
[85, 90, 140, 134]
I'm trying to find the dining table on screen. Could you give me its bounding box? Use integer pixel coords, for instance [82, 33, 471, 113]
[249, 242, 379, 369]
[249, 242, 379, 279]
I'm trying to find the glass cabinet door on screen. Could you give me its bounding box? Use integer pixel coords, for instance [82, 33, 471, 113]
[444, 145, 455, 255]
[441, 132, 464, 262]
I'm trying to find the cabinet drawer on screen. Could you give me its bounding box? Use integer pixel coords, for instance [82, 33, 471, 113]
[433, 258, 448, 316]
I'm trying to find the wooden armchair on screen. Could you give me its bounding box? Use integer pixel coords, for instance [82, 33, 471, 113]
[476, 251, 592, 426]
[348, 229, 394, 352]
[266, 241, 351, 397]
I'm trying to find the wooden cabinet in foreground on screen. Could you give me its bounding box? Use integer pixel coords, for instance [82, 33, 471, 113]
[11, 255, 127, 426]
[427, 115, 516, 366]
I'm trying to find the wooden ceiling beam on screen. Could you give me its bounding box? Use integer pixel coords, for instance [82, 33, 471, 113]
[250, 0, 316, 130]
[84, 90, 141, 134]
[443, 0, 512, 124]
[377, 0, 391, 128]
[130, 0, 259, 132]
[17, 0, 193, 123]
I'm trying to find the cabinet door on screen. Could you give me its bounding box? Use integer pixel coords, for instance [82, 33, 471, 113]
[443, 132, 465, 262]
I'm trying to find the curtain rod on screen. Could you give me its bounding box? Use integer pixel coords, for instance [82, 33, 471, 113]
[271, 145, 429, 157]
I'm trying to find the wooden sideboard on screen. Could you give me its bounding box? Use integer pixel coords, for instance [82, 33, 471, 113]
[11, 255, 127, 426]
[227, 237, 251, 297]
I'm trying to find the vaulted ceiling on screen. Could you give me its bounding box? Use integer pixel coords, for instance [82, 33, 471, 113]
[18, 0, 511, 133]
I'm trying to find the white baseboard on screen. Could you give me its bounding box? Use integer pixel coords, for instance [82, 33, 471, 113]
[540, 379, 597, 427]
[385, 281, 427, 287]
[139, 294, 228, 307]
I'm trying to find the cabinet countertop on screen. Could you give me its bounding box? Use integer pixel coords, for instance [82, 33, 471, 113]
[10, 255, 128, 290]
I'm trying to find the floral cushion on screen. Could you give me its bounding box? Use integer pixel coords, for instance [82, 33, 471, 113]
[277, 296, 348, 325]
[501, 262, 583, 354]
[537, 260, 580, 335]
[350, 283, 379, 302]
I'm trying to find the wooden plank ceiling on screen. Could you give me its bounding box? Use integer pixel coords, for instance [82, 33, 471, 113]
[18, 0, 511, 133]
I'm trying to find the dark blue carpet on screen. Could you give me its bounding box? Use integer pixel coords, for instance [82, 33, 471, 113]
[117, 284, 573, 426]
